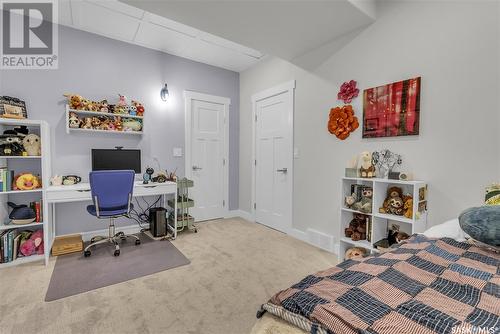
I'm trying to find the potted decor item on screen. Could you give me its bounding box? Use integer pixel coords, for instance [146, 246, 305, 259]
[22, 134, 41, 156]
[372, 149, 402, 179]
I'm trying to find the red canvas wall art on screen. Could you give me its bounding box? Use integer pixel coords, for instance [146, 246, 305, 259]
[362, 77, 421, 138]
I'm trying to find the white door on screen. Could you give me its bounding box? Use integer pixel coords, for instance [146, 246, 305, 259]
[253, 81, 294, 233]
[185, 92, 229, 221]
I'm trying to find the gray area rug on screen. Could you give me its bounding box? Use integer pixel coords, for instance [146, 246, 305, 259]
[45, 234, 190, 301]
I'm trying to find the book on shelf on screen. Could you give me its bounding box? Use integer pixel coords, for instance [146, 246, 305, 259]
[0, 168, 15, 192]
[30, 200, 43, 222]
[0, 230, 24, 263]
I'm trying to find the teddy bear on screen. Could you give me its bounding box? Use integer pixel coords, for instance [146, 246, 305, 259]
[20, 229, 44, 256]
[64, 94, 84, 110]
[359, 151, 375, 178]
[352, 187, 373, 213]
[403, 196, 413, 219]
[344, 247, 367, 260]
[22, 134, 41, 156]
[344, 213, 369, 241]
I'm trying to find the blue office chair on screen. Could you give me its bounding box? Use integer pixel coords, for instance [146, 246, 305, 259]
[83, 170, 140, 257]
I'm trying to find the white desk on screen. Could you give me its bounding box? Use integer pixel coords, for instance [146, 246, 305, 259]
[46, 181, 178, 249]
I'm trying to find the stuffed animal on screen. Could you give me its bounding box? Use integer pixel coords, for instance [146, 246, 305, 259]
[22, 134, 41, 156]
[404, 196, 413, 219]
[132, 100, 145, 116]
[80, 98, 91, 111]
[81, 117, 92, 129]
[344, 247, 367, 260]
[90, 116, 101, 129]
[114, 116, 123, 131]
[64, 94, 84, 110]
[345, 193, 356, 208]
[68, 112, 81, 128]
[8, 202, 36, 225]
[113, 105, 127, 114]
[352, 187, 373, 213]
[99, 100, 109, 112]
[359, 151, 375, 178]
[0, 131, 24, 155]
[379, 186, 403, 214]
[128, 105, 137, 116]
[117, 94, 128, 108]
[108, 104, 115, 113]
[14, 173, 41, 190]
[122, 118, 142, 131]
[344, 213, 369, 241]
[20, 229, 44, 256]
[50, 175, 63, 186]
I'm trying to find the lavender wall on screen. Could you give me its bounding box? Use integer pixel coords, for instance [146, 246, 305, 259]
[0, 26, 240, 234]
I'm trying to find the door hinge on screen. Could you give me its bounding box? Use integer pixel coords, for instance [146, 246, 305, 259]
[255, 114, 257, 122]
[254, 159, 257, 166]
[223, 200, 226, 207]
[254, 203, 256, 210]
[223, 158, 226, 166]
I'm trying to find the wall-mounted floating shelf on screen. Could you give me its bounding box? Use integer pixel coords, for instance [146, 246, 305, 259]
[65, 105, 144, 135]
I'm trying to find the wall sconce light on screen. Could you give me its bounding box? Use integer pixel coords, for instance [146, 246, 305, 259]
[160, 83, 169, 102]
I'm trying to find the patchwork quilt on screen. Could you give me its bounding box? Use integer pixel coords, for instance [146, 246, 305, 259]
[263, 236, 500, 334]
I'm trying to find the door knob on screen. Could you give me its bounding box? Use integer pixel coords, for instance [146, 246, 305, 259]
[192, 166, 203, 171]
[276, 168, 288, 173]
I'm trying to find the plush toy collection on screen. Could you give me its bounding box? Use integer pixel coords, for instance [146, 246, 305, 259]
[378, 186, 413, 218]
[344, 213, 370, 241]
[65, 94, 144, 132]
[0, 126, 41, 156]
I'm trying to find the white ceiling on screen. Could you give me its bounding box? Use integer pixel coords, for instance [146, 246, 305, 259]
[119, 0, 377, 64]
[58, 0, 265, 72]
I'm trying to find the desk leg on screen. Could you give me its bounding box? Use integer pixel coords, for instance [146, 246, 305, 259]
[174, 187, 177, 240]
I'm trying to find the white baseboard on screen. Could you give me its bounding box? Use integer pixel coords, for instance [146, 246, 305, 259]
[58, 224, 147, 242]
[226, 210, 254, 222]
[290, 228, 335, 253]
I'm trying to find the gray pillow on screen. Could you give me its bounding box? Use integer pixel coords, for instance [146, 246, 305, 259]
[459, 206, 500, 249]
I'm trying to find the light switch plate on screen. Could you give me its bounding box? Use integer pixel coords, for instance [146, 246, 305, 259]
[294, 147, 300, 159]
[173, 147, 183, 157]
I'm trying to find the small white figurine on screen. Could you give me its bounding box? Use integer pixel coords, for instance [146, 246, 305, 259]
[50, 175, 63, 186]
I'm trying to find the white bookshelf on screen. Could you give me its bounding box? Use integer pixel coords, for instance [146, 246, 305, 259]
[0, 119, 51, 268]
[338, 176, 428, 261]
[65, 106, 144, 135]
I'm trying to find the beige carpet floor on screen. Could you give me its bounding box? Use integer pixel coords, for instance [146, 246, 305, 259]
[0, 218, 337, 334]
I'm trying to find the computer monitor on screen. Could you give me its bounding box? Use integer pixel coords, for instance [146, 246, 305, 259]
[91, 149, 141, 173]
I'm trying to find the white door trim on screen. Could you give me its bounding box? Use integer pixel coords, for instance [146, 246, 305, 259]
[251, 80, 296, 233]
[184, 90, 230, 218]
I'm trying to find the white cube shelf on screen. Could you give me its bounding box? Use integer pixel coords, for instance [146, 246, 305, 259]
[338, 177, 428, 261]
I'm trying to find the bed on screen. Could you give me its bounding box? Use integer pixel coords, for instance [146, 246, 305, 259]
[256, 235, 499, 334]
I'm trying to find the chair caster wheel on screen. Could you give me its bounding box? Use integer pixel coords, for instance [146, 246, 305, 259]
[84, 250, 91, 257]
[114, 250, 120, 256]
[135, 239, 141, 245]
[194, 229, 198, 233]
[256, 307, 266, 318]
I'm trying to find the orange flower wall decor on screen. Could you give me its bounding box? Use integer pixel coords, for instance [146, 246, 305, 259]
[328, 105, 359, 140]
